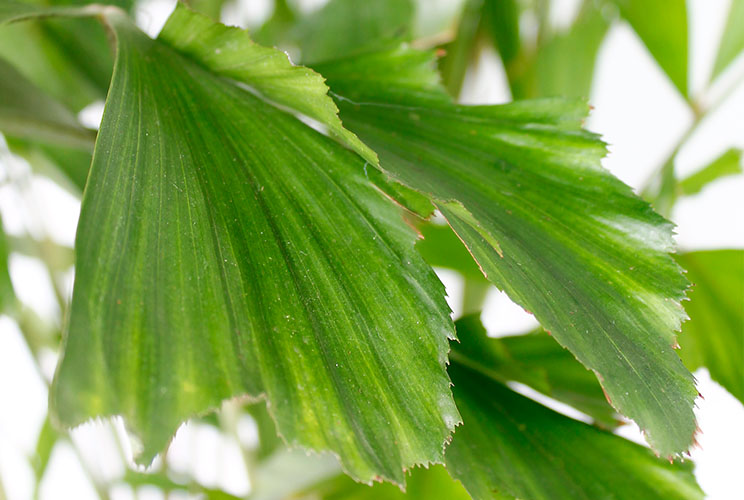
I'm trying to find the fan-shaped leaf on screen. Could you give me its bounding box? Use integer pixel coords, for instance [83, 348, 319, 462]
[50, 7, 459, 484]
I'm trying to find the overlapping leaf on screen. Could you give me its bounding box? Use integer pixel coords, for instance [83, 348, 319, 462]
[299, 465, 470, 500]
[451, 315, 617, 427]
[0, 1, 119, 112]
[0, 56, 94, 148]
[316, 48, 698, 457]
[158, 4, 376, 165]
[50, 6, 459, 483]
[446, 320, 703, 500]
[677, 250, 744, 403]
[291, 0, 414, 65]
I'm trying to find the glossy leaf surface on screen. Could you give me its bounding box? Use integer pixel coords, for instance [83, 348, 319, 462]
[317, 48, 698, 457]
[677, 250, 744, 403]
[51, 8, 459, 483]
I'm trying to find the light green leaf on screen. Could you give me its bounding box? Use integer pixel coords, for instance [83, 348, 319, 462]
[0, 56, 94, 148]
[613, 0, 689, 96]
[712, 0, 744, 80]
[292, 0, 415, 65]
[677, 250, 744, 403]
[298, 465, 470, 500]
[317, 48, 698, 457]
[450, 314, 618, 427]
[533, 1, 609, 98]
[0, 214, 13, 312]
[679, 148, 742, 196]
[158, 3, 376, 165]
[51, 8, 459, 484]
[446, 362, 703, 499]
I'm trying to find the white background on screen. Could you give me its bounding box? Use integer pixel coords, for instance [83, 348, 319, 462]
[0, 0, 742, 498]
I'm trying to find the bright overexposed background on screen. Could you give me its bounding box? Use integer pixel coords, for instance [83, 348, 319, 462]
[0, 0, 742, 499]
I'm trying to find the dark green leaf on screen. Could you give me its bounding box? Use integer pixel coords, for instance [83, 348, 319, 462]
[483, 0, 520, 66]
[446, 362, 703, 500]
[712, 0, 744, 80]
[292, 0, 415, 65]
[679, 148, 742, 196]
[298, 465, 470, 500]
[0, 2, 115, 112]
[0, 56, 94, 148]
[447, 316, 702, 500]
[439, 0, 486, 98]
[318, 48, 698, 457]
[51, 7, 459, 484]
[451, 315, 618, 427]
[613, 0, 689, 96]
[677, 250, 744, 403]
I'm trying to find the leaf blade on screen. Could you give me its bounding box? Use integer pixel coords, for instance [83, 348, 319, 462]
[677, 250, 744, 403]
[51, 11, 459, 484]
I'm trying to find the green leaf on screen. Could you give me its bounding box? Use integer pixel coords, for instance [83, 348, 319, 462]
[0, 214, 13, 312]
[676, 250, 744, 403]
[679, 148, 742, 196]
[298, 465, 470, 500]
[416, 222, 488, 282]
[158, 2, 376, 165]
[51, 7, 459, 484]
[482, 0, 520, 68]
[613, 0, 689, 97]
[0, 56, 95, 148]
[0, 2, 116, 112]
[533, 1, 609, 98]
[712, 0, 744, 80]
[251, 0, 297, 48]
[451, 315, 618, 427]
[246, 401, 282, 461]
[446, 365, 703, 500]
[317, 48, 698, 457]
[292, 0, 415, 65]
[438, 0, 486, 98]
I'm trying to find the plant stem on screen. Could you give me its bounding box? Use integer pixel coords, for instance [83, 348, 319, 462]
[640, 70, 744, 215]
